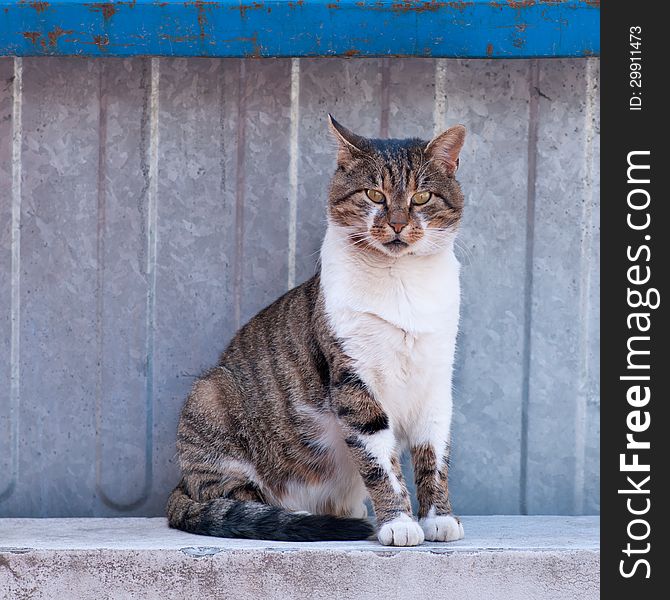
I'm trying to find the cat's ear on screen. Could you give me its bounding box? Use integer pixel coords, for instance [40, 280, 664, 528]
[328, 114, 370, 164]
[425, 125, 466, 177]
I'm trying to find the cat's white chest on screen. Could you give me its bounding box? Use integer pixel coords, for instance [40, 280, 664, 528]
[320, 228, 460, 440]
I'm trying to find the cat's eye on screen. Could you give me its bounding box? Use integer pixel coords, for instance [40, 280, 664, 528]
[365, 189, 386, 204]
[412, 191, 432, 205]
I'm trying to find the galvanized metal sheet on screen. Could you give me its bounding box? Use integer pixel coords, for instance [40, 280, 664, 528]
[442, 59, 532, 515]
[17, 58, 101, 516]
[238, 59, 293, 325]
[95, 58, 154, 513]
[0, 58, 14, 504]
[150, 57, 242, 514]
[0, 57, 599, 517]
[526, 58, 600, 515]
[582, 59, 599, 516]
[0, 0, 600, 59]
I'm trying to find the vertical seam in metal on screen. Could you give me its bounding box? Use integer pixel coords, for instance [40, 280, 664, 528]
[433, 59, 448, 136]
[520, 59, 539, 516]
[380, 58, 390, 138]
[143, 56, 160, 502]
[96, 60, 154, 511]
[0, 57, 22, 503]
[234, 59, 246, 329]
[573, 57, 597, 515]
[287, 58, 300, 291]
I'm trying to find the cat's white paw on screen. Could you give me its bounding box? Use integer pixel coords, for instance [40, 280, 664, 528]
[419, 514, 464, 542]
[377, 514, 425, 546]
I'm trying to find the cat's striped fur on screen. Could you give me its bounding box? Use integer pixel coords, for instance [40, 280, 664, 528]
[167, 116, 466, 546]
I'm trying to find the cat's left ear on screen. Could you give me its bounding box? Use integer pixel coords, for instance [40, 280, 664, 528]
[328, 114, 370, 164]
[425, 125, 466, 177]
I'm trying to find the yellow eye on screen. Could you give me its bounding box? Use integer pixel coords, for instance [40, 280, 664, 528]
[365, 189, 386, 204]
[412, 191, 432, 205]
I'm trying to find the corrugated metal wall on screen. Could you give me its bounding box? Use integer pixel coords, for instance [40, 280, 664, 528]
[0, 57, 599, 517]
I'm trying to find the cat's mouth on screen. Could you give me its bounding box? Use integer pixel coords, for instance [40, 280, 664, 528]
[383, 239, 409, 250]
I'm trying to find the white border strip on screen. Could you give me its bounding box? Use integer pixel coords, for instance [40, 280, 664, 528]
[433, 59, 448, 136]
[10, 59, 22, 470]
[144, 56, 160, 485]
[5, 56, 23, 499]
[573, 57, 598, 515]
[287, 58, 300, 290]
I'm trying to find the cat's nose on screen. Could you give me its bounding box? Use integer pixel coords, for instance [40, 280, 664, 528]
[388, 212, 408, 234]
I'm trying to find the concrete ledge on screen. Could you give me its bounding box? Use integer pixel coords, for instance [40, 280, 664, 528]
[0, 516, 599, 600]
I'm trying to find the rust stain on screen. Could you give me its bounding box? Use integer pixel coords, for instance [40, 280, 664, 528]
[196, 0, 207, 40]
[102, 3, 116, 18]
[234, 1, 265, 19]
[506, 0, 535, 8]
[492, 0, 591, 7]
[326, 2, 340, 8]
[344, 49, 361, 56]
[29, 1, 50, 13]
[354, 1, 473, 14]
[47, 26, 74, 47]
[226, 34, 259, 45]
[181, 0, 213, 41]
[486, 42, 493, 56]
[84, 2, 119, 21]
[222, 32, 261, 57]
[160, 34, 199, 42]
[85, 3, 118, 20]
[93, 33, 110, 50]
[392, 1, 444, 14]
[22, 31, 42, 44]
[446, 0, 473, 12]
[512, 36, 525, 48]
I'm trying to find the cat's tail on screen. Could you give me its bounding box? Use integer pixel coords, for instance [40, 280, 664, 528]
[166, 482, 374, 542]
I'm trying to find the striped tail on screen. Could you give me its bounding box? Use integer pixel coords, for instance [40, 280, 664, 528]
[167, 482, 374, 542]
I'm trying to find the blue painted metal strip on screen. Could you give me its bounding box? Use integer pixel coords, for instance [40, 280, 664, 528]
[1, 0, 599, 58]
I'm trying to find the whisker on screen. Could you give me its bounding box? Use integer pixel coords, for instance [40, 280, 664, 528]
[454, 239, 474, 265]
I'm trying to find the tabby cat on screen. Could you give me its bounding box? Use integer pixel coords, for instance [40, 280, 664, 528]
[167, 116, 466, 546]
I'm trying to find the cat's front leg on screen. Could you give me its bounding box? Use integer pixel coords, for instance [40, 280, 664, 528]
[411, 441, 464, 542]
[330, 371, 424, 547]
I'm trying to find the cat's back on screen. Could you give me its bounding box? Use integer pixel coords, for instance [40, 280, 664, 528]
[179, 274, 324, 422]
[218, 274, 324, 381]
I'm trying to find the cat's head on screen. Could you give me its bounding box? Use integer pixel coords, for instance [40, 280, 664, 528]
[327, 115, 465, 257]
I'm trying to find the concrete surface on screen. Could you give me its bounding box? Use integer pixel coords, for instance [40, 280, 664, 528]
[0, 57, 600, 518]
[0, 516, 599, 599]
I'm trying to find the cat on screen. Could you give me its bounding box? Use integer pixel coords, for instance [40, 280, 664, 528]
[166, 115, 466, 547]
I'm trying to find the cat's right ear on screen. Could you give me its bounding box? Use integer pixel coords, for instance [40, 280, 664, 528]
[328, 114, 369, 164]
[425, 125, 466, 177]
